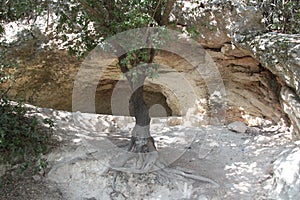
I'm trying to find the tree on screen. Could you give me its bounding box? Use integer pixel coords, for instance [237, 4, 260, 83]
[0, 0, 218, 187]
[57, 0, 176, 172]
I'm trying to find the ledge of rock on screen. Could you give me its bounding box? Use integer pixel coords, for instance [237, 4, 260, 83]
[0, 0, 299, 135]
[240, 33, 300, 97]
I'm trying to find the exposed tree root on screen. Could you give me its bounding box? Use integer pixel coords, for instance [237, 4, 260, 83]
[108, 149, 219, 190]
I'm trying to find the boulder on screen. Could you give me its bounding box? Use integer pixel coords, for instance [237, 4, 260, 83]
[270, 146, 300, 199]
[228, 121, 248, 133]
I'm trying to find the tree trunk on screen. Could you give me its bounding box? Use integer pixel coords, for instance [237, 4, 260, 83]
[127, 70, 157, 153]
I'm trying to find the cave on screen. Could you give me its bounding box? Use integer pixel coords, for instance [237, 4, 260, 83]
[1, 16, 298, 134]
[95, 79, 173, 117]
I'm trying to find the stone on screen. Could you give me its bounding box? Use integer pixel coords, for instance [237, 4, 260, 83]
[255, 135, 272, 144]
[270, 146, 300, 200]
[280, 87, 300, 139]
[0, 163, 10, 177]
[32, 175, 41, 181]
[228, 121, 248, 133]
[167, 117, 183, 126]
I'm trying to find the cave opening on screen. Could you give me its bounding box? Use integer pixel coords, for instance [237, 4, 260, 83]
[95, 79, 173, 117]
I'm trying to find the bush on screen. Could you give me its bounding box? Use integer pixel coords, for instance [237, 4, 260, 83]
[0, 98, 53, 166]
[0, 50, 53, 171]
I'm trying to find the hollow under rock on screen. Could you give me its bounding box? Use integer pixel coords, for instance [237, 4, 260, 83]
[95, 79, 173, 117]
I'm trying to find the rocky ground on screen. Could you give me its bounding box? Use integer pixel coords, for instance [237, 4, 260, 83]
[0, 108, 299, 200]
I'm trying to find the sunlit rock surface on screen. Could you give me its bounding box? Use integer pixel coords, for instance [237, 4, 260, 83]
[270, 145, 300, 200]
[0, 0, 299, 134]
[173, 0, 264, 48]
[227, 121, 247, 133]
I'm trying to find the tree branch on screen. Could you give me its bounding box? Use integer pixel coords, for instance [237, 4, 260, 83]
[161, 0, 175, 26]
[148, 48, 156, 63]
[153, 0, 163, 23]
[77, 0, 104, 19]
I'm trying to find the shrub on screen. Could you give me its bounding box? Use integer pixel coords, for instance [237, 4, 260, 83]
[0, 50, 53, 170]
[0, 98, 53, 166]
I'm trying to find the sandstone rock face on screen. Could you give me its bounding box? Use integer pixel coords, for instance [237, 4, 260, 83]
[270, 146, 300, 200]
[173, 0, 285, 125]
[174, 0, 300, 135]
[0, 0, 299, 134]
[207, 48, 283, 125]
[240, 33, 300, 138]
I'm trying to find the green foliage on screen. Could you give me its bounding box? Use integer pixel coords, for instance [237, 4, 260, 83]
[0, 0, 172, 67]
[1, 0, 173, 83]
[146, 63, 160, 79]
[0, 97, 54, 169]
[123, 62, 160, 82]
[256, 0, 300, 33]
[0, 0, 49, 35]
[53, 0, 163, 57]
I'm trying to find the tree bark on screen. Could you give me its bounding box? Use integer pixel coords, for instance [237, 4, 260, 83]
[113, 34, 158, 154]
[127, 67, 157, 153]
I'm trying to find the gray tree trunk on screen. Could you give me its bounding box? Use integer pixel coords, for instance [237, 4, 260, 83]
[127, 70, 156, 153]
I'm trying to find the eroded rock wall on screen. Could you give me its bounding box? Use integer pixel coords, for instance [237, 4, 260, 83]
[2, 34, 79, 111]
[240, 33, 300, 137]
[0, 0, 299, 135]
[173, 0, 286, 125]
[206, 46, 283, 124]
[174, 0, 300, 136]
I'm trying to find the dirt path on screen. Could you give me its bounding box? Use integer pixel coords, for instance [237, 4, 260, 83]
[0, 110, 294, 199]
